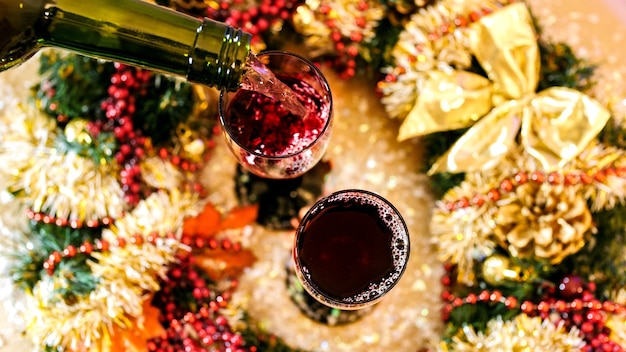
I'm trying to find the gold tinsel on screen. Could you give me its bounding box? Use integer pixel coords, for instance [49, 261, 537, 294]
[432, 189, 497, 284]
[607, 312, 626, 348]
[444, 314, 585, 351]
[379, 0, 510, 120]
[434, 136, 626, 282]
[22, 189, 201, 351]
[574, 142, 626, 212]
[0, 104, 125, 224]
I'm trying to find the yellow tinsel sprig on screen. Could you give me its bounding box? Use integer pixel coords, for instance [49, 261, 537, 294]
[443, 314, 585, 351]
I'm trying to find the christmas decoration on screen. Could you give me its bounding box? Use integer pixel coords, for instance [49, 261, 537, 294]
[0, 0, 625, 351]
[444, 314, 585, 351]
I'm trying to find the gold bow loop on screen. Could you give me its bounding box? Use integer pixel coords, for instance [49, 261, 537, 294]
[395, 2, 612, 174]
[398, 2, 539, 141]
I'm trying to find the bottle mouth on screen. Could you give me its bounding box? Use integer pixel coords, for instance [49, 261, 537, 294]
[187, 19, 252, 91]
[217, 25, 252, 91]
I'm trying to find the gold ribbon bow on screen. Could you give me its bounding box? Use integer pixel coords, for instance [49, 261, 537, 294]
[397, 3, 611, 174]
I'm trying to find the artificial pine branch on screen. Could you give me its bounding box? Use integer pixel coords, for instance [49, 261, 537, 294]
[9, 247, 47, 294]
[239, 313, 309, 352]
[10, 222, 102, 294]
[132, 74, 196, 146]
[536, 41, 596, 92]
[421, 128, 468, 198]
[444, 301, 521, 341]
[598, 118, 626, 149]
[34, 51, 114, 122]
[54, 130, 117, 166]
[52, 257, 99, 304]
[362, 17, 404, 77]
[563, 204, 626, 300]
[530, 7, 597, 92]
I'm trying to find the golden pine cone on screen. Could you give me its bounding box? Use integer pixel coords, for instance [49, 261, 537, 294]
[493, 182, 594, 264]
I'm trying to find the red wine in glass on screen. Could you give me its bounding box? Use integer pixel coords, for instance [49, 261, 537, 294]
[293, 189, 410, 310]
[219, 51, 332, 179]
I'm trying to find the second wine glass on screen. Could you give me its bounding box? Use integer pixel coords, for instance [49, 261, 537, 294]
[218, 51, 333, 179]
[293, 189, 410, 311]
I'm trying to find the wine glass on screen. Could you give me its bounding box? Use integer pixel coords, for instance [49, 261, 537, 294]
[218, 51, 333, 179]
[292, 189, 410, 312]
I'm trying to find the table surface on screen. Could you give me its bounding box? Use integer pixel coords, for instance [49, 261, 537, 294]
[1, 1, 625, 351]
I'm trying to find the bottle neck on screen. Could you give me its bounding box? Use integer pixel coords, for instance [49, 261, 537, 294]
[38, 0, 251, 91]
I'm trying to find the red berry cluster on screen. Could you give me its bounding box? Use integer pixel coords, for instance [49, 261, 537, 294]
[148, 308, 247, 352]
[97, 63, 153, 206]
[157, 146, 198, 173]
[319, 0, 370, 79]
[204, 0, 299, 49]
[441, 264, 626, 351]
[522, 276, 626, 352]
[441, 166, 626, 212]
[149, 252, 246, 352]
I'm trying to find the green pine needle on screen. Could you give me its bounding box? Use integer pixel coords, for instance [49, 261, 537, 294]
[598, 118, 626, 149]
[9, 247, 47, 294]
[537, 41, 596, 92]
[563, 204, 626, 299]
[34, 51, 114, 121]
[239, 313, 310, 352]
[54, 130, 117, 166]
[9, 222, 102, 296]
[132, 75, 195, 146]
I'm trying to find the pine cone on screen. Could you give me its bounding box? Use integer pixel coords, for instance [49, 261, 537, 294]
[493, 182, 594, 264]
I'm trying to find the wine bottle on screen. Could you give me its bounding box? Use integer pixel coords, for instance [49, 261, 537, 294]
[0, 0, 251, 91]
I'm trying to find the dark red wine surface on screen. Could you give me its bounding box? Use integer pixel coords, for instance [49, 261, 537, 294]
[297, 201, 395, 300]
[224, 74, 329, 157]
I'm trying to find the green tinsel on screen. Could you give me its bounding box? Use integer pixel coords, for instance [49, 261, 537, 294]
[598, 117, 626, 149]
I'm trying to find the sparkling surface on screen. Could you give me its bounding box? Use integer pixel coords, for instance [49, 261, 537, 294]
[1, 1, 626, 350]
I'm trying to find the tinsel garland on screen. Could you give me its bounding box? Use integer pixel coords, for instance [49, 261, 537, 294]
[0, 0, 624, 351]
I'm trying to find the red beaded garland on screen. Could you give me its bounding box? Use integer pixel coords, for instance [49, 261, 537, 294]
[27, 209, 114, 229]
[43, 232, 242, 275]
[441, 265, 626, 351]
[443, 166, 626, 212]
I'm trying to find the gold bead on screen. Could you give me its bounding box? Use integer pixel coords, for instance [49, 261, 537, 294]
[481, 253, 529, 286]
[64, 118, 92, 145]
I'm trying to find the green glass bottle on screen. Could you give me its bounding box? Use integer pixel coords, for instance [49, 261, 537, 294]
[0, 0, 251, 91]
